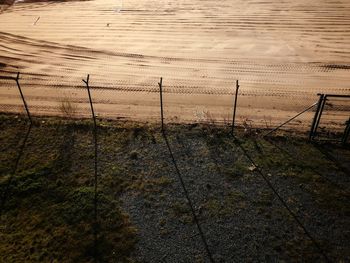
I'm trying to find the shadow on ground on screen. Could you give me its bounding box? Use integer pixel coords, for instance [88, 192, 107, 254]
[0, 114, 349, 262]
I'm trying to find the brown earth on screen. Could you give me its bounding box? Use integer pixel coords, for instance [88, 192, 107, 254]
[0, 0, 14, 5]
[0, 0, 349, 130]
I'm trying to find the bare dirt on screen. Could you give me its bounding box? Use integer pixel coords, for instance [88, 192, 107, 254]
[0, 0, 350, 129]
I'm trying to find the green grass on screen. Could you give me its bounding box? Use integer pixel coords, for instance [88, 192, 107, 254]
[0, 116, 137, 262]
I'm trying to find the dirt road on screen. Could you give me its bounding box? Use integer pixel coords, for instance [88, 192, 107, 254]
[0, 0, 349, 129]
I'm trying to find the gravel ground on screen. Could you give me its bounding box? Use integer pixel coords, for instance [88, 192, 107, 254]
[1, 116, 349, 262]
[116, 125, 350, 262]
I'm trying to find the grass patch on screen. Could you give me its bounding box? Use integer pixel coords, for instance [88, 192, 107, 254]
[0, 114, 349, 261]
[203, 190, 247, 217]
[0, 116, 136, 262]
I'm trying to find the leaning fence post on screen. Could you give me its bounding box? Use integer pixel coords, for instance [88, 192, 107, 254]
[82, 74, 98, 260]
[264, 102, 318, 137]
[158, 77, 164, 132]
[15, 72, 32, 124]
[312, 95, 327, 140]
[231, 80, 239, 135]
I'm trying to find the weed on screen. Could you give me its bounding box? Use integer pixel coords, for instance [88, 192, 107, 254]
[203, 190, 247, 217]
[58, 95, 77, 119]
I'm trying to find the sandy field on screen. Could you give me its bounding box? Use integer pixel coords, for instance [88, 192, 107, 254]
[0, 0, 350, 129]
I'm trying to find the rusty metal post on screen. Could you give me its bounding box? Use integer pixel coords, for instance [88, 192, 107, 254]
[15, 72, 32, 124]
[313, 95, 327, 139]
[231, 80, 239, 135]
[309, 94, 324, 141]
[158, 77, 164, 133]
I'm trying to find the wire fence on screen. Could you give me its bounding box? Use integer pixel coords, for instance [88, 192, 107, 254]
[0, 72, 350, 139]
[1, 71, 349, 262]
[317, 96, 350, 139]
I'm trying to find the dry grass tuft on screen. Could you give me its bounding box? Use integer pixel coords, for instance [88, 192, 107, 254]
[59, 96, 77, 118]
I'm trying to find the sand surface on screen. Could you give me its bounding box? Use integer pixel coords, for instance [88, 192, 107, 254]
[0, 0, 350, 129]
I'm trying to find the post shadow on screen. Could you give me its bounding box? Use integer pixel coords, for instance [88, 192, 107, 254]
[0, 123, 32, 216]
[158, 77, 215, 263]
[82, 74, 99, 261]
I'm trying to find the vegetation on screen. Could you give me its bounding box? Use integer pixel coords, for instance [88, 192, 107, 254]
[0, 114, 349, 262]
[0, 115, 137, 262]
[58, 96, 77, 119]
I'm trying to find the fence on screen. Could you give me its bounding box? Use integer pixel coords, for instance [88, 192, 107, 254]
[309, 94, 350, 143]
[0, 72, 350, 141]
[1, 71, 348, 262]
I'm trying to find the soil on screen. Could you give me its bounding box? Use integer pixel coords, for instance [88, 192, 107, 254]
[0, 0, 349, 130]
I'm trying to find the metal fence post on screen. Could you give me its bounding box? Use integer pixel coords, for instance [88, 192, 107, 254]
[15, 72, 32, 124]
[264, 102, 318, 137]
[309, 94, 324, 141]
[231, 80, 239, 135]
[313, 95, 327, 139]
[82, 74, 98, 261]
[158, 77, 164, 133]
